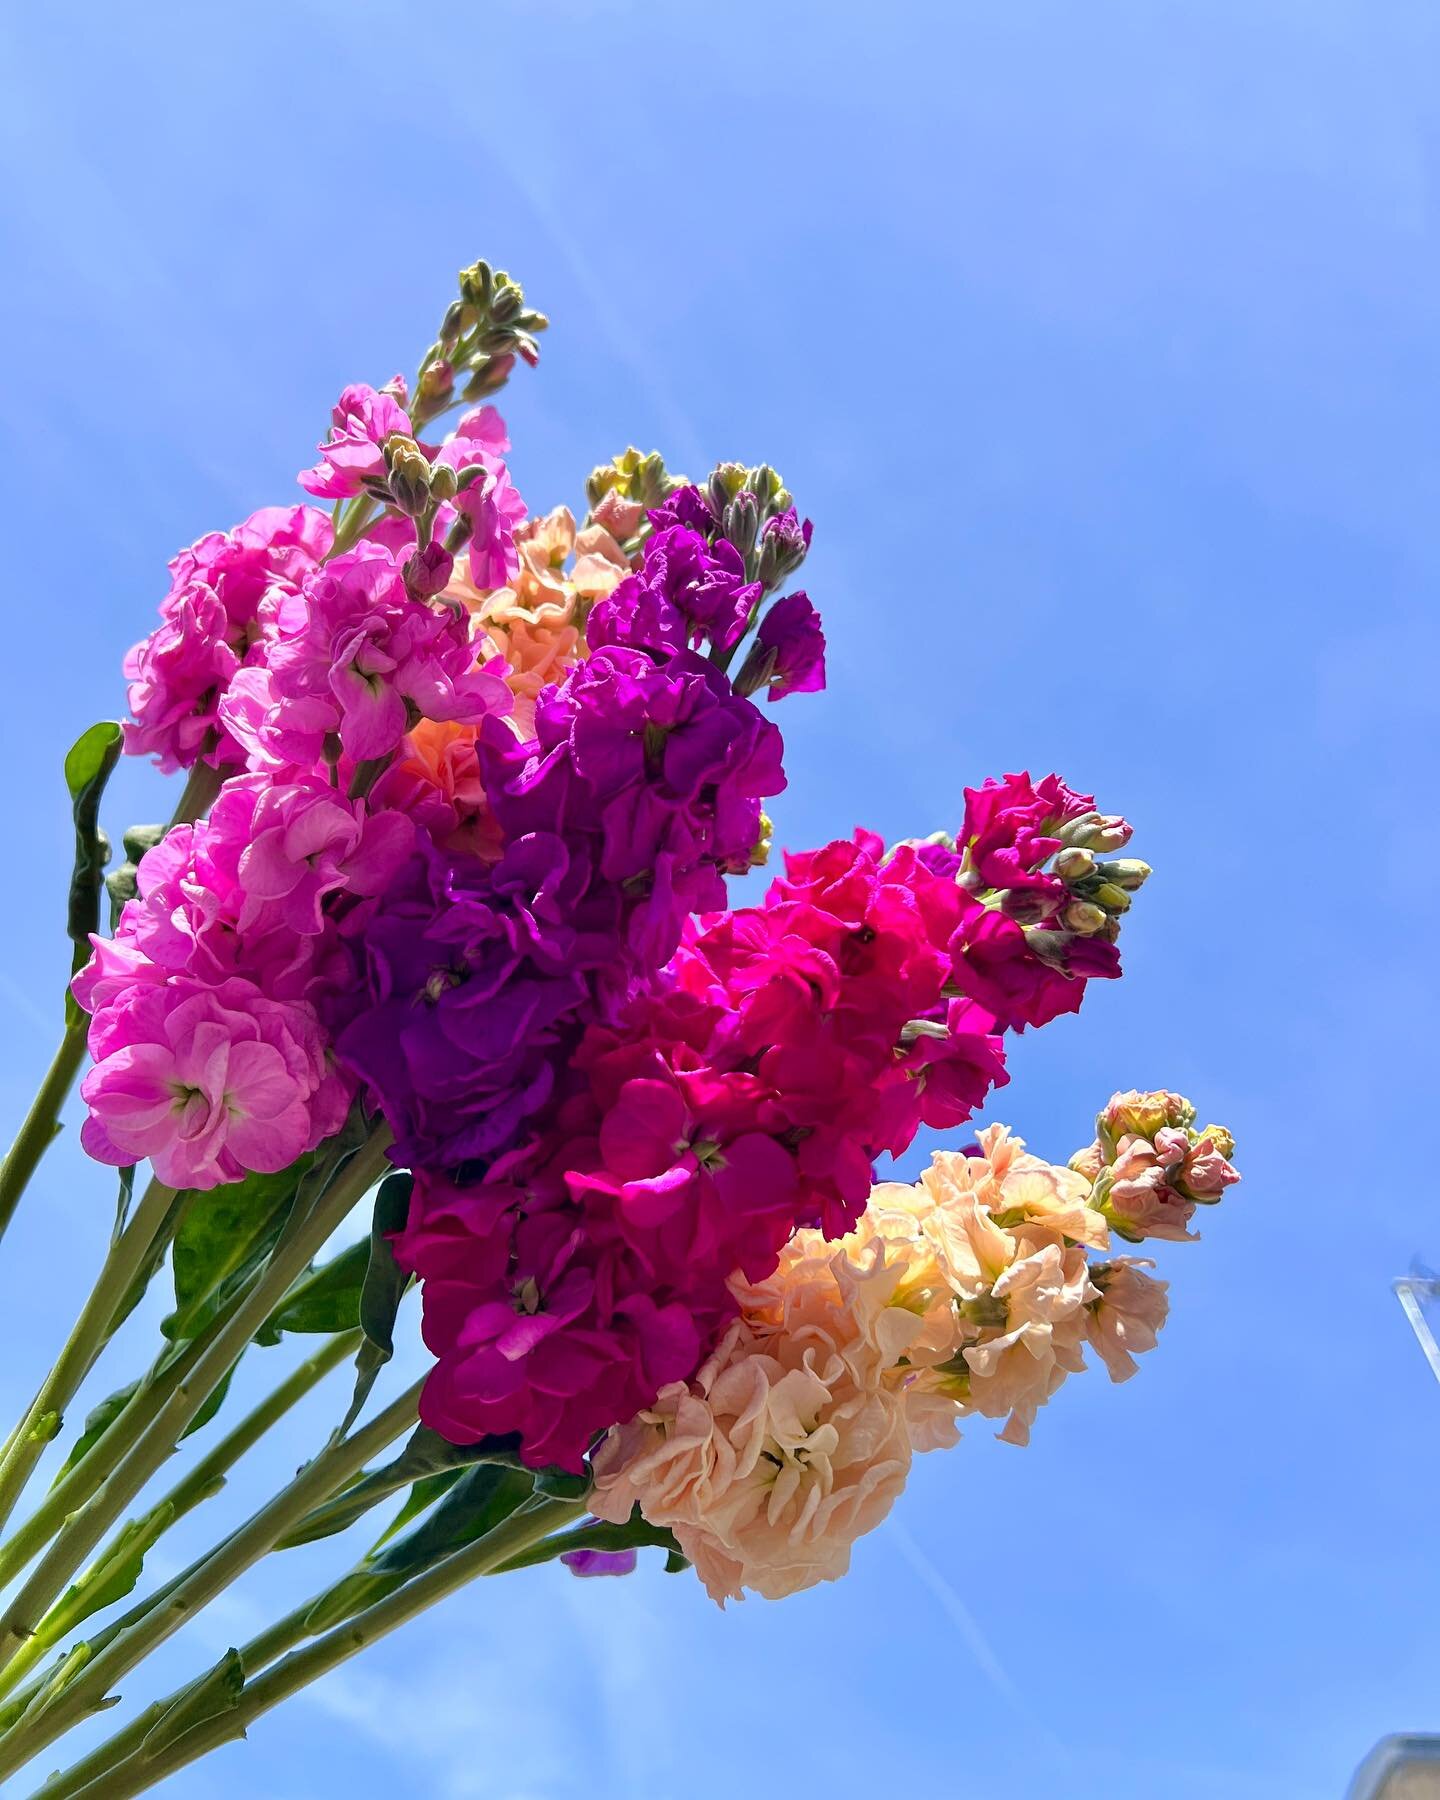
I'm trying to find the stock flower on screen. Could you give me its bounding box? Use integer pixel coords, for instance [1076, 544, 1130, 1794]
[591, 1322, 913, 1604]
[299, 382, 412, 499]
[1074, 1093, 1240, 1243]
[218, 776, 415, 934]
[433, 407, 527, 590]
[586, 525, 759, 659]
[263, 545, 512, 763]
[124, 506, 332, 772]
[79, 975, 348, 1189]
[746, 591, 826, 701]
[960, 771, 1095, 900]
[1085, 1258, 1169, 1381]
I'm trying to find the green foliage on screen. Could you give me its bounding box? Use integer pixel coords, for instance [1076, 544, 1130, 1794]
[164, 1161, 309, 1342]
[256, 1239, 368, 1346]
[335, 1172, 412, 1435]
[63, 721, 122, 1026]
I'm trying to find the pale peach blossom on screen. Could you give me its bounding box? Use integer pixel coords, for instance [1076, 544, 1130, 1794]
[441, 504, 630, 733]
[955, 1240, 1096, 1445]
[1085, 1257, 1169, 1382]
[592, 1314, 912, 1604]
[593, 1222, 935, 1603]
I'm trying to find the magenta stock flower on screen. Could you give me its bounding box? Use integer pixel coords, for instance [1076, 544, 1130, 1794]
[298, 383, 412, 500]
[960, 771, 1096, 899]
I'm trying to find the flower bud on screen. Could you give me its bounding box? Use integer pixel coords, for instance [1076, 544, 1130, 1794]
[722, 490, 760, 562]
[383, 436, 433, 517]
[429, 462, 458, 503]
[419, 358, 455, 404]
[1089, 881, 1131, 915]
[707, 463, 749, 514]
[1055, 811, 1133, 853]
[403, 541, 455, 601]
[1099, 1089, 1197, 1147]
[1000, 887, 1062, 925]
[1062, 899, 1108, 934]
[380, 372, 410, 407]
[1053, 846, 1096, 883]
[439, 301, 466, 350]
[1096, 858, 1152, 892]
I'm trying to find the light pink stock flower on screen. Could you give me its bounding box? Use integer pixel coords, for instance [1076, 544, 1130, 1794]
[79, 976, 349, 1189]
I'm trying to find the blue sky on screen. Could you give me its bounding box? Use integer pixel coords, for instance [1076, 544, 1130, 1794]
[2, 2, 1438, 1797]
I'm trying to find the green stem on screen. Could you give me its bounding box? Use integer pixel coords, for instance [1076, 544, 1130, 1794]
[0, 1377, 421, 1781]
[0, 1130, 392, 1675]
[51, 1495, 585, 1800]
[329, 496, 380, 557]
[0, 1330, 362, 1725]
[0, 1023, 88, 1252]
[27, 1594, 318, 1800]
[164, 761, 222, 831]
[0, 1288, 243, 1592]
[0, 1179, 178, 1542]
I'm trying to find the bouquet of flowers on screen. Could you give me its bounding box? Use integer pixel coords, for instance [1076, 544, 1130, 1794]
[0, 258, 1238, 1796]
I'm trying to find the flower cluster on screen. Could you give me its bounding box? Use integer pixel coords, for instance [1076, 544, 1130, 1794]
[590, 1092, 1238, 1602]
[78, 264, 1175, 1541]
[393, 807, 1153, 1471]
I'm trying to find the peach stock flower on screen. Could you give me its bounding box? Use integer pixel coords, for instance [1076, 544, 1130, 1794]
[593, 1101, 1236, 1603]
[1085, 1257, 1170, 1382]
[445, 504, 629, 736]
[592, 1225, 933, 1603]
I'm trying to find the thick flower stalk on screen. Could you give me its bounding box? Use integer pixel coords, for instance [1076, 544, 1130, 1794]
[0, 255, 1237, 1799]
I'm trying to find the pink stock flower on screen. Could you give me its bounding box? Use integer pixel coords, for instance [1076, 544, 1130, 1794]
[79, 975, 349, 1189]
[433, 408, 527, 592]
[219, 777, 415, 934]
[263, 545, 512, 763]
[299, 383, 412, 499]
[960, 771, 1097, 900]
[124, 506, 332, 773]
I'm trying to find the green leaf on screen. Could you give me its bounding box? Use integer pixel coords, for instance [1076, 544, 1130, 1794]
[279, 1424, 506, 1551]
[110, 1164, 136, 1246]
[370, 1469, 464, 1549]
[255, 1238, 368, 1347]
[33, 1502, 177, 1650]
[0, 1640, 96, 1734]
[50, 1381, 139, 1487]
[303, 1462, 534, 1633]
[336, 1172, 412, 1435]
[164, 1160, 309, 1341]
[63, 722, 123, 1027]
[178, 1357, 238, 1442]
[140, 1647, 245, 1758]
[493, 1507, 680, 1575]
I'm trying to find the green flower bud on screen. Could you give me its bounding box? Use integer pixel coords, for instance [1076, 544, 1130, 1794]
[1096, 858, 1152, 892]
[383, 435, 433, 517]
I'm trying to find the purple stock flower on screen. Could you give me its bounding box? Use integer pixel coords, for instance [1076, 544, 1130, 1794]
[562, 1546, 638, 1578]
[748, 590, 826, 700]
